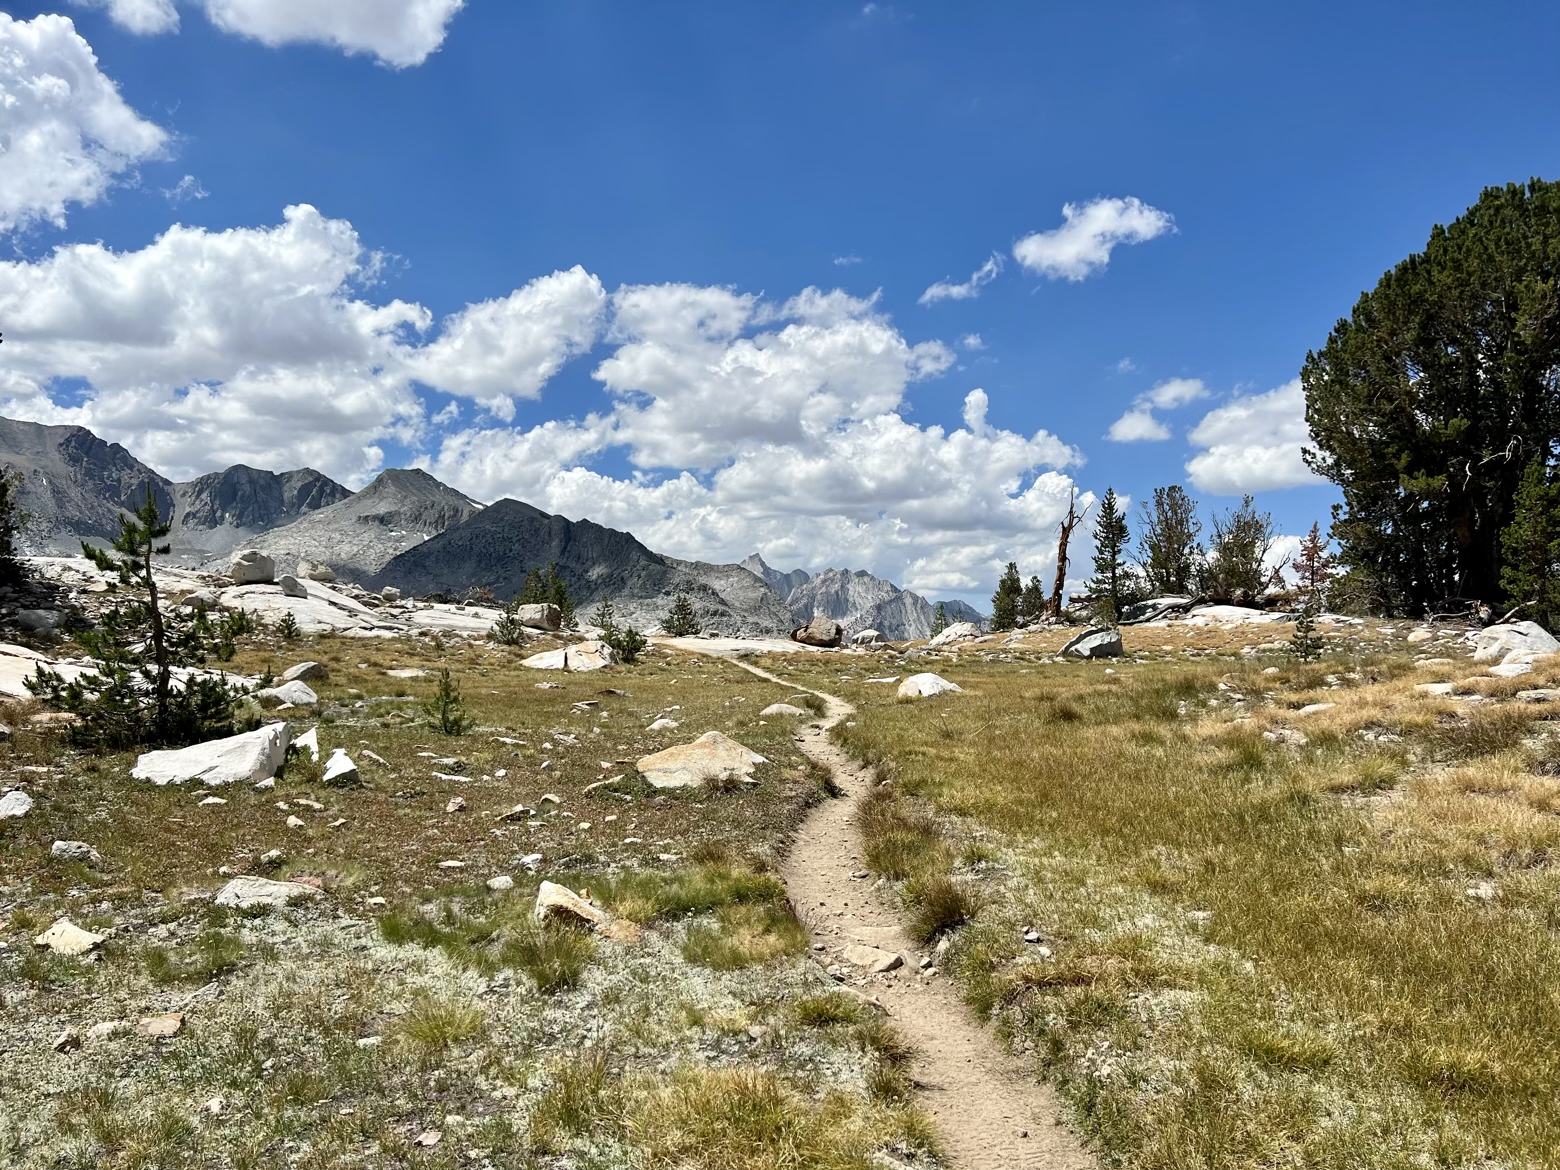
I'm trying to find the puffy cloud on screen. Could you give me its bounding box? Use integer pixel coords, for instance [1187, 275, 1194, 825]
[197, 0, 466, 67]
[427, 290, 1082, 593]
[404, 266, 606, 420]
[595, 283, 954, 470]
[1013, 196, 1174, 281]
[0, 13, 169, 233]
[1185, 379, 1322, 494]
[72, 0, 180, 35]
[959, 333, 984, 351]
[1107, 407, 1170, 443]
[1107, 376, 1207, 441]
[919, 252, 1003, 305]
[0, 204, 604, 483]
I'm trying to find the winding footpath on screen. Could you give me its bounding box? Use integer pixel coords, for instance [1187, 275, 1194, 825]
[732, 659, 1093, 1170]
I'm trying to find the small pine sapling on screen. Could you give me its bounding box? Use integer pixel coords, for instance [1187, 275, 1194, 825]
[423, 667, 474, 735]
[276, 611, 300, 641]
[491, 599, 527, 645]
[1291, 593, 1324, 662]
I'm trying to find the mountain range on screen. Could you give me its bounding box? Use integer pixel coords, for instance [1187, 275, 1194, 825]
[0, 415, 983, 637]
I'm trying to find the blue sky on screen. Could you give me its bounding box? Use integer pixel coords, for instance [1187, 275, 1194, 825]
[1, 1, 1557, 600]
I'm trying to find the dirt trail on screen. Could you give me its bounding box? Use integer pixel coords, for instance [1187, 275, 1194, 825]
[731, 660, 1092, 1170]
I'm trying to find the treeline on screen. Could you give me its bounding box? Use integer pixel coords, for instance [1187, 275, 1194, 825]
[990, 487, 1330, 631]
[1304, 177, 1560, 627]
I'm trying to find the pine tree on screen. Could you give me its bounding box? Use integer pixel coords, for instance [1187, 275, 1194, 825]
[931, 602, 948, 635]
[1203, 495, 1276, 601]
[520, 563, 576, 628]
[662, 593, 701, 637]
[276, 611, 300, 641]
[991, 562, 1023, 632]
[423, 667, 474, 735]
[490, 597, 528, 645]
[0, 471, 25, 587]
[1137, 486, 1202, 596]
[1500, 459, 1560, 628]
[1294, 522, 1335, 607]
[1088, 487, 1132, 625]
[1020, 575, 1046, 625]
[1291, 592, 1324, 662]
[28, 487, 237, 748]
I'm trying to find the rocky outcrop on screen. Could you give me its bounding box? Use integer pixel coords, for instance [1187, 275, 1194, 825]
[1061, 628, 1124, 659]
[784, 566, 985, 641]
[367, 498, 795, 637]
[0, 416, 173, 553]
[172, 465, 351, 554]
[243, 468, 482, 580]
[740, 553, 810, 598]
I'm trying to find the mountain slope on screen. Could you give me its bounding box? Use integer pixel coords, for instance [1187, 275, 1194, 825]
[171, 465, 353, 555]
[368, 498, 795, 636]
[739, 553, 810, 598]
[243, 469, 482, 579]
[0, 416, 173, 553]
[786, 567, 986, 640]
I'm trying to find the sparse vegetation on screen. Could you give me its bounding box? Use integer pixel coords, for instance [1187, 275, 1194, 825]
[422, 665, 474, 734]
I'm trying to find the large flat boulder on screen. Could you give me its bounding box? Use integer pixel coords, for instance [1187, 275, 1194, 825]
[520, 641, 618, 672]
[927, 621, 981, 647]
[132, 723, 292, 787]
[636, 731, 768, 790]
[214, 876, 322, 910]
[0, 642, 92, 698]
[1473, 621, 1560, 664]
[1061, 627, 1124, 659]
[259, 680, 317, 706]
[897, 673, 962, 699]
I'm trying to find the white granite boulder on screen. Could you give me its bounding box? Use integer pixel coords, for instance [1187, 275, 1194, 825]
[282, 661, 327, 683]
[259, 680, 317, 707]
[34, 918, 105, 956]
[897, 673, 963, 699]
[759, 702, 810, 718]
[214, 876, 322, 911]
[0, 789, 33, 818]
[297, 559, 336, 583]
[534, 880, 610, 929]
[636, 731, 767, 790]
[230, 549, 276, 585]
[322, 748, 359, 787]
[278, 574, 308, 599]
[1062, 627, 1125, 659]
[515, 603, 562, 631]
[1472, 621, 1560, 664]
[927, 621, 982, 647]
[132, 723, 292, 787]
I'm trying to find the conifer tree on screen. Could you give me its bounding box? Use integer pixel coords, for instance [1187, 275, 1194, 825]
[991, 562, 1023, 631]
[28, 488, 237, 748]
[662, 593, 701, 637]
[1020, 575, 1046, 625]
[1294, 522, 1335, 606]
[1203, 495, 1276, 601]
[1500, 459, 1560, 628]
[1088, 487, 1132, 624]
[1137, 486, 1202, 596]
[931, 602, 948, 635]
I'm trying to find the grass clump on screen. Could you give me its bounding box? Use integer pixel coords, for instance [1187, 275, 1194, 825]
[903, 872, 978, 943]
[500, 920, 595, 993]
[143, 929, 244, 984]
[628, 1067, 934, 1170]
[682, 902, 807, 970]
[528, 1050, 623, 1155]
[599, 862, 785, 922]
[379, 900, 595, 993]
[394, 995, 484, 1069]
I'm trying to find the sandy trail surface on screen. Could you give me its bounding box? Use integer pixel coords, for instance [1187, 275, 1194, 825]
[729, 658, 1093, 1170]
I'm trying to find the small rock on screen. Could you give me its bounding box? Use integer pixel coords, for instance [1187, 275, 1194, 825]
[647, 717, 680, 731]
[297, 559, 336, 582]
[33, 918, 106, 956]
[380, 587, 402, 603]
[52, 1028, 83, 1053]
[356, 1034, 383, 1048]
[437, 860, 466, 870]
[1296, 703, 1336, 716]
[519, 853, 543, 872]
[203, 1096, 225, 1116]
[137, 1013, 184, 1039]
[322, 749, 359, 787]
[896, 673, 962, 700]
[86, 1020, 128, 1041]
[413, 1129, 441, 1148]
[199, 796, 227, 806]
[215, 876, 323, 910]
[445, 796, 467, 813]
[50, 840, 102, 866]
[0, 790, 34, 819]
[534, 880, 610, 929]
[842, 943, 903, 973]
[759, 703, 809, 718]
[283, 662, 328, 683]
[286, 815, 305, 829]
[1415, 682, 1455, 696]
[1466, 881, 1497, 901]
[486, 875, 515, 892]
[278, 574, 308, 599]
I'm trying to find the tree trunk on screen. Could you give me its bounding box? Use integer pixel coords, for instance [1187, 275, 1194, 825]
[1047, 492, 1089, 619]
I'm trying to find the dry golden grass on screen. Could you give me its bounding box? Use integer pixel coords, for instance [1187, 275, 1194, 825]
[773, 648, 1560, 1169]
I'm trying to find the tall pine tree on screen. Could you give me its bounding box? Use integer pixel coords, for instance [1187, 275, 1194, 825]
[1137, 485, 1202, 596]
[991, 562, 1023, 631]
[1500, 458, 1560, 629]
[1088, 487, 1132, 624]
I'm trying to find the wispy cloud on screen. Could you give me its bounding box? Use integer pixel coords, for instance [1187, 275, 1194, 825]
[959, 333, 985, 351]
[1014, 196, 1174, 281]
[919, 252, 1003, 306]
[832, 253, 863, 266]
[162, 174, 208, 203]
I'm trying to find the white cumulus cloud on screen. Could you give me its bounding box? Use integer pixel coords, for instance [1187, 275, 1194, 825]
[919, 252, 1003, 305]
[1013, 196, 1174, 281]
[1185, 379, 1322, 494]
[1107, 377, 1207, 442]
[0, 205, 604, 484]
[72, 0, 180, 35]
[197, 0, 466, 66]
[0, 13, 169, 233]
